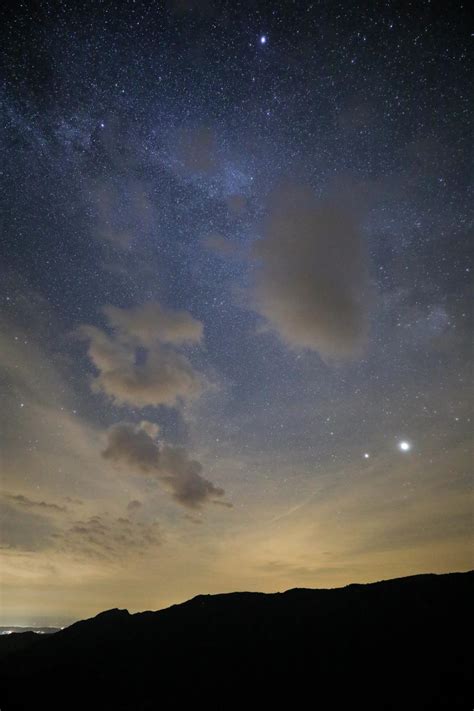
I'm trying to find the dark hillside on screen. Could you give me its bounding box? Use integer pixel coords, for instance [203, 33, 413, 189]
[0, 571, 472, 710]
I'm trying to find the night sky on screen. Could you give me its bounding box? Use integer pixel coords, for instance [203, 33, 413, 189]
[1, 1, 472, 626]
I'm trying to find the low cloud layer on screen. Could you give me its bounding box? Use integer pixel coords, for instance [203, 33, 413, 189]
[54, 513, 161, 561]
[251, 185, 370, 358]
[102, 421, 227, 509]
[78, 302, 206, 409]
[0, 501, 57, 552]
[5, 494, 67, 513]
[1, 492, 161, 562]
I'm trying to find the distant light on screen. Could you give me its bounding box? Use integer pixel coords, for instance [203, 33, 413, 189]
[364, 453, 370, 459]
[398, 441, 411, 452]
[100, 122, 105, 128]
[260, 35, 267, 45]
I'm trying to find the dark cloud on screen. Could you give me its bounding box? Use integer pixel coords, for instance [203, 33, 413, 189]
[212, 500, 233, 509]
[6, 494, 67, 512]
[77, 302, 206, 409]
[64, 496, 84, 505]
[102, 422, 228, 509]
[127, 499, 143, 513]
[251, 185, 370, 358]
[103, 423, 159, 471]
[159, 444, 225, 509]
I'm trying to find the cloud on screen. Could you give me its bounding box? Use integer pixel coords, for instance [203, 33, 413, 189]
[77, 302, 206, 409]
[251, 185, 370, 358]
[102, 422, 227, 509]
[127, 499, 142, 513]
[5, 494, 67, 513]
[102, 423, 160, 471]
[0, 501, 57, 552]
[81, 329, 205, 408]
[138, 420, 160, 438]
[0, 284, 114, 502]
[212, 499, 234, 509]
[159, 445, 226, 509]
[53, 513, 162, 561]
[0, 494, 161, 564]
[103, 302, 203, 347]
[64, 497, 84, 506]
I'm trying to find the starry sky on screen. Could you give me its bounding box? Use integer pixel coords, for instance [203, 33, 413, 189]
[1, 0, 472, 626]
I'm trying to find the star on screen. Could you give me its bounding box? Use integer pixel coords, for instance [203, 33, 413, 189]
[398, 441, 411, 452]
[260, 35, 267, 45]
[363, 453, 370, 459]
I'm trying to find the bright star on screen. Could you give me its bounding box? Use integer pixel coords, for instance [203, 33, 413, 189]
[363, 453, 370, 459]
[398, 441, 411, 452]
[260, 35, 267, 44]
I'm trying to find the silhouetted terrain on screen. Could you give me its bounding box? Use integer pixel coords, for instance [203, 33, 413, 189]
[0, 631, 47, 662]
[0, 571, 472, 709]
[0, 627, 60, 662]
[0, 626, 60, 634]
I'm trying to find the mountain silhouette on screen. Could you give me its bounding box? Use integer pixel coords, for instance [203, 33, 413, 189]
[0, 571, 472, 709]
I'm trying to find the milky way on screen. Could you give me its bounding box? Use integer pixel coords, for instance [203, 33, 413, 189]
[0, 1, 471, 625]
